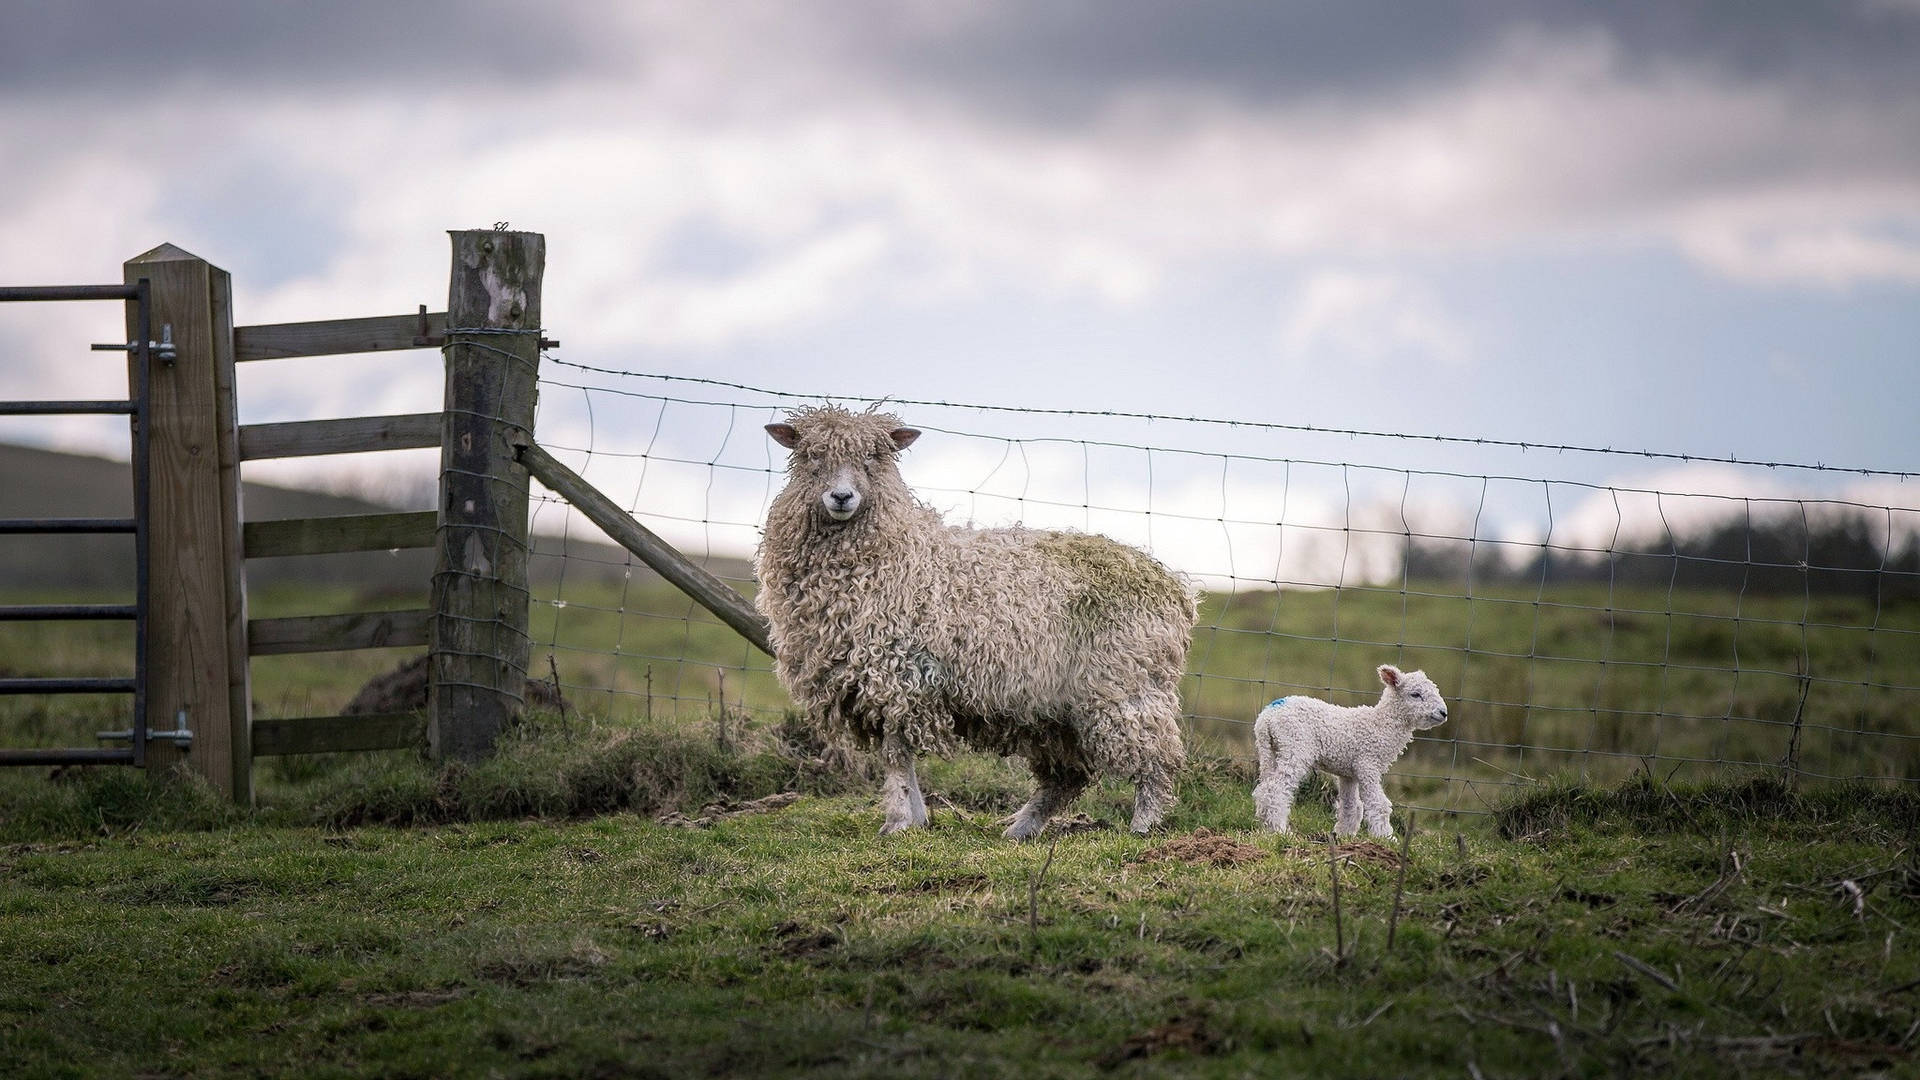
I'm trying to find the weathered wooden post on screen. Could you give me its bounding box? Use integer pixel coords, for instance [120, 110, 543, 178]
[429, 230, 545, 760]
[121, 243, 250, 798]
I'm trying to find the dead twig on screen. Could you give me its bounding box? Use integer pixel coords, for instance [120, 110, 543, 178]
[1328, 833, 1347, 965]
[1028, 838, 1058, 948]
[928, 791, 976, 823]
[1674, 849, 1745, 913]
[1882, 975, 1920, 997]
[1349, 1000, 1395, 1028]
[1614, 949, 1680, 992]
[1386, 811, 1415, 954]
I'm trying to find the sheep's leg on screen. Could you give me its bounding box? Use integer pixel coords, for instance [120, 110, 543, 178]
[1334, 776, 1363, 836]
[905, 764, 928, 828]
[1359, 774, 1395, 838]
[1130, 768, 1177, 835]
[1005, 762, 1090, 842]
[878, 733, 927, 835]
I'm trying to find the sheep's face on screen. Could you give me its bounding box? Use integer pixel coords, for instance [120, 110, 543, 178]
[767, 407, 920, 525]
[1378, 665, 1449, 729]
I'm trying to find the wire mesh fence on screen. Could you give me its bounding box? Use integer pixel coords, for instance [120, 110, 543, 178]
[524, 359, 1920, 815]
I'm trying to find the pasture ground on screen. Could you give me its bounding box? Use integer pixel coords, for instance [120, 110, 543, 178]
[3, 579, 1917, 1075]
[4, 715, 1918, 1079]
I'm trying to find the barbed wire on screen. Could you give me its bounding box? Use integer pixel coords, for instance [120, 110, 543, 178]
[520, 375, 1920, 816]
[544, 358, 1918, 480]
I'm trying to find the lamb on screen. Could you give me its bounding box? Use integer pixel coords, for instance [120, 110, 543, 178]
[754, 404, 1198, 840]
[1251, 665, 1449, 838]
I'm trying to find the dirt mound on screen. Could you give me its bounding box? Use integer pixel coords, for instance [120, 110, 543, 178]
[656, 791, 802, 829]
[1098, 1014, 1222, 1067]
[1330, 839, 1403, 867]
[1047, 812, 1112, 836]
[342, 655, 567, 716]
[1136, 827, 1267, 867]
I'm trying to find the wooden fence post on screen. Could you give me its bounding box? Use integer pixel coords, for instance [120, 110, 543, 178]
[429, 230, 545, 761]
[122, 244, 247, 797]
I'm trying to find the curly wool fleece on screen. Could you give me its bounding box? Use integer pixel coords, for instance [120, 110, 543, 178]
[754, 405, 1198, 839]
[1251, 664, 1449, 839]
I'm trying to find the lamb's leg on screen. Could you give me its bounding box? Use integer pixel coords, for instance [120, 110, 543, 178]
[1005, 760, 1090, 842]
[1253, 755, 1310, 833]
[1359, 774, 1395, 838]
[1334, 776, 1363, 836]
[878, 733, 926, 835]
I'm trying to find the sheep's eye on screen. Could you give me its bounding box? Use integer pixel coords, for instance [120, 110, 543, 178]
[1409, 690, 1423, 698]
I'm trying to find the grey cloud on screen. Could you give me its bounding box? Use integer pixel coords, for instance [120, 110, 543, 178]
[855, 0, 1920, 122]
[0, 0, 617, 95]
[10, 1, 1917, 118]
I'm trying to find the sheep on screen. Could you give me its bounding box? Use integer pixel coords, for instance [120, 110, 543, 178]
[1251, 665, 1449, 838]
[754, 404, 1198, 840]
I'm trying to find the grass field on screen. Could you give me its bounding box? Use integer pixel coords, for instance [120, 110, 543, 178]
[4, 574, 1917, 802]
[2, 723, 1918, 1078]
[3, 575, 1920, 1076]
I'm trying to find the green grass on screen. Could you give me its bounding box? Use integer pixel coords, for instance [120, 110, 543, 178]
[3, 728, 1918, 1078]
[5, 576, 1918, 823]
[3, 578, 1919, 1074]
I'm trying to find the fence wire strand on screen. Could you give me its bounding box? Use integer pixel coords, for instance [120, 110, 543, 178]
[523, 363, 1920, 817]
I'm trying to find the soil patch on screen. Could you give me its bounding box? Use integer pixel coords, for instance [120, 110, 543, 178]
[1047, 812, 1112, 836]
[656, 791, 801, 829]
[1135, 828, 1266, 868]
[1329, 839, 1403, 868]
[1098, 1014, 1222, 1068]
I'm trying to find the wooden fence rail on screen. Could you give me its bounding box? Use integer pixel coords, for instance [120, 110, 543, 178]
[19, 229, 752, 798]
[238, 413, 442, 461]
[519, 442, 771, 656]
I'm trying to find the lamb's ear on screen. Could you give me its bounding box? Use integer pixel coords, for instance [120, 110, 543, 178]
[766, 424, 800, 450]
[889, 428, 921, 451]
[1378, 664, 1402, 688]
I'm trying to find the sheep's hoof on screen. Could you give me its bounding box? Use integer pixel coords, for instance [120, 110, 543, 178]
[1002, 818, 1046, 842]
[878, 818, 917, 836]
[1128, 812, 1166, 835]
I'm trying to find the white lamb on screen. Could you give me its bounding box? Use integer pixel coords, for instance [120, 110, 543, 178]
[1251, 665, 1449, 838]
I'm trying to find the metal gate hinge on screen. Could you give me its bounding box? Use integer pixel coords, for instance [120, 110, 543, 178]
[94, 727, 194, 748]
[96, 707, 193, 748]
[91, 323, 177, 364]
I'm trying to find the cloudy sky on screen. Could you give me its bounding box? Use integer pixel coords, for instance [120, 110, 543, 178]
[2, 1, 1917, 577]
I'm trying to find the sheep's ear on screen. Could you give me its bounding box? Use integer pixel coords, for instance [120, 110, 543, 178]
[889, 428, 921, 451]
[1378, 664, 1401, 688]
[766, 424, 800, 449]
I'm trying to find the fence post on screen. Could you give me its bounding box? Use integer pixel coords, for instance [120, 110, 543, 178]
[121, 244, 246, 797]
[429, 229, 545, 761]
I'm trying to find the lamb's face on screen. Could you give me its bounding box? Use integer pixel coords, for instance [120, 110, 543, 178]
[1379, 665, 1450, 729]
[766, 407, 920, 525]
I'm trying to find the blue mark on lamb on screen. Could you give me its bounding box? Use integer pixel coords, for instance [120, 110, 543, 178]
[1252, 665, 1449, 839]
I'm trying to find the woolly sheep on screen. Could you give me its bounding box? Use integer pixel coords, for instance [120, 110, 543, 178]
[755, 405, 1198, 839]
[1251, 665, 1449, 838]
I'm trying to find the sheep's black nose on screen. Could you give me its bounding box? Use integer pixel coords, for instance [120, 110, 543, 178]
[830, 491, 854, 507]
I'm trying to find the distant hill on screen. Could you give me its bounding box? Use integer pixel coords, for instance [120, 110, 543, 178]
[0, 443, 752, 594]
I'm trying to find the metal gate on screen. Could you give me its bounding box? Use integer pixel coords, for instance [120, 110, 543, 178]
[0, 282, 158, 766]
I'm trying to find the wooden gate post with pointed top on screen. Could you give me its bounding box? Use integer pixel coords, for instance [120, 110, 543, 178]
[428, 230, 545, 761]
[122, 243, 249, 798]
